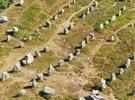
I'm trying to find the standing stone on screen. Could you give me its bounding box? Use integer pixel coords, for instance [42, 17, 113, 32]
[90, 6, 95, 11]
[111, 15, 116, 22]
[80, 40, 86, 49]
[45, 20, 52, 27]
[68, 53, 74, 61]
[93, 1, 98, 7]
[121, 6, 126, 11]
[21, 53, 34, 65]
[124, 59, 131, 68]
[32, 78, 37, 87]
[101, 78, 107, 89]
[28, 36, 32, 41]
[132, 88, 135, 96]
[72, 0, 76, 4]
[110, 73, 116, 81]
[1, 71, 9, 81]
[19, 0, 24, 6]
[53, 15, 58, 20]
[90, 33, 95, 40]
[41, 87, 55, 95]
[35, 50, 41, 58]
[36, 73, 44, 81]
[92, 89, 99, 95]
[86, 8, 90, 15]
[13, 63, 22, 72]
[105, 20, 109, 25]
[119, 68, 124, 75]
[82, 13, 86, 19]
[110, 36, 115, 41]
[58, 60, 65, 67]
[17, 89, 26, 96]
[68, 23, 74, 30]
[99, 23, 104, 30]
[34, 29, 40, 35]
[130, 22, 134, 27]
[19, 41, 25, 48]
[64, 27, 69, 35]
[68, 3, 71, 8]
[43, 46, 49, 52]
[85, 36, 90, 43]
[48, 64, 55, 75]
[74, 49, 81, 56]
[6, 35, 12, 42]
[60, 8, 65, 14]
[118, 10, 122, 16]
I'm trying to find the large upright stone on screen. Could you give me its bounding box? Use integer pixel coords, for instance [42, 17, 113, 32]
[99, 23, 104, 30]
[53, 15, 58, 20]
[1, 71, 9, 81]
[60, 9, 65, 14]
[74, 49, 81, 56]
[48, 64, 55, 75]
[6, 35, 12, 42]
[21, 53, 34, 65]
[86, 8, 90, 15]
[111, 15, 116, 22]
[45, 20, 52, 27]
[119, 68, 124, 75]
[6, 27, 19, 36]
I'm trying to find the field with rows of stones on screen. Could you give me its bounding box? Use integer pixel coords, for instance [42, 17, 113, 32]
[0, 0, 135, 100]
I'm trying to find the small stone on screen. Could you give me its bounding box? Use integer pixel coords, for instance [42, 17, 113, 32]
[13, 63, 22, 72]
[36, 73, 44, 81]
[119, 68, 124, 75]
[110, 73, 116, 81]
[17, 89, 26, 96]
[58, 60, 65, 67]
[99, 23, 104, 30]
[32, 78, 37, 87]
[68, 53, 74, 61]
[41, 87, 55, 95]
[48, 64, 55, 75]
[1, 71, 9, 81]
[35, 50, 41, 57]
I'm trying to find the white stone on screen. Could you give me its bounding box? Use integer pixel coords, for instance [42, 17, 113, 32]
[41, 87, 55, 94]
[86, 8, 90, 15]
[101, 78, 106, 89]
[74, 49, 81, 56]
[53, 15, 58, 20]
[64, 27, 69, 35]
[118, 10, 122, 16]
[61, 9, 65, 14]
[90, 33, 95, 40]
[58, 60, 65, 67]
[93, 1, 98, 7]
[105, 20, 109, 25]
[0, 16, 9, 23]
[6, 35, 12, 42]
[68, 53, 74, 61]
[99, 23, 104, 30]
[119, 68, 124, 75]
[48, 64, 55, 75]
[36, 73, 44, 81]
[20, 41, 24, 47]
[18, 89, 26, 96]
[46, 20, 52, 27]
[90, 94, 104, 100]
[72, 0, 76, 4]
[19, 0, 24, 6]
[80, 40, 86, 48]
[79, 97, 85, 100]
[122, 6, 126, 11]
[92, 89, 99, 95]
[21, 53, 34, 65]
[111, 15, 116, 22]
[111, 73, 116, 81]
[1, 71, 9, 81]
[124, 59, 131, 68]
[82, 13, 86, 19]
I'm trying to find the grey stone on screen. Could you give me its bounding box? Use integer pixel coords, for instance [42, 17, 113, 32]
[21, 53, 34, 65]
[36, 73, 44, 81]
[1, 71, 9, 81]
[101, 78, 106, 89]
[48, 64, 55, 75]
[111, 15, 116, 22]
[124, 59, 131, 68]
[13, 63, 22, 72]
[35, 50, 41, 58]
[41, 87, 55, 95]
[58, 60, 65, 67]
[45, 20, 52, 27]
[99, 23, 104, 30]
[68, 53, 74, 61]
[132, 88, 135, 96]
[80, 40, 86, 49]
[53, 15, 58, 20]
[32, 78, 37, 87]
[6, 35, 12, 42]
[74, 49, 81, 56]
[17, 89, 26, 96]
[0, 16, 9, 23]
[119, 68, 124, 75]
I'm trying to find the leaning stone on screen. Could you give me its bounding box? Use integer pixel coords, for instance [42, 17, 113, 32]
[58, 60, 65, 67]
[48, 64, 55, 75]
[17, 89, 26, 96]
[41, 87, 55, 95]
[13, 63, 22, 72]
[35, 50, 41, 57]
[1, 71, 9, 81]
